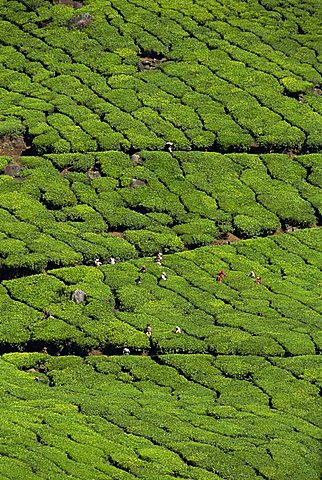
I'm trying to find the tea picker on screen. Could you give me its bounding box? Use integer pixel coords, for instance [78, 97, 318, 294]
[165, 141, 174, 153]
[145, 323, 152, 338]
[216, 269, 227, 283]
[160, 272, 168, 281]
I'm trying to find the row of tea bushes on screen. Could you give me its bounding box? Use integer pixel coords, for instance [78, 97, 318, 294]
[0, 229, 320, 355]
[0, 352, 320, 479]
[0, 0, 322, 152]
[0, 152, 321, 270]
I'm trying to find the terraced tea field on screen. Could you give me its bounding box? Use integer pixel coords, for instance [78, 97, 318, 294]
[0, 228, 321, 478]
[0, 228, 321, 355]
[0, 0, 322, 153]
[0, 0, 321, 478]
[0, 151, 322, 271]
[0, 351, 321, 480]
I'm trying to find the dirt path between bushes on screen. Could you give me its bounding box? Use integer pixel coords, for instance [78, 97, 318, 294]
[0, 136, 31, 158]
[212, 225, 321, 246]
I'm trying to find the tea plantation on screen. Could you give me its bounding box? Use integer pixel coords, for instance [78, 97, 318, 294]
[0, 351, 321, 480]
[0, 0, 321, 478]
[0, 151, 322, 269]
[0, 0, 322, 152]
[0, 229, 321, 478]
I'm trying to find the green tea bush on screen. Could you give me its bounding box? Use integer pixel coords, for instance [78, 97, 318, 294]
[234, 214, 274, 237]
[273, 332, 316, 356]
[32, 130, 63, 154]
[0, 299, 39, 345]
[0, 156, 10, 172]
[3, 252, 49, 271]
[27, 234, 82, 267]
[0, 116, 24, 138]
[4, 274, 66, 309]
[3, 352, 47, 369]
[258, 184, 316, 227]
[261, 154, 307, 185]
[45, 153, 96, 172]
[48, 265, 103, 284]
[42, 184, 77, 209]
[124, 230, 184, 255]
[173, 220, 219, 246]
[83, 234, 138, 261]
[70, 182, 99, 205]
[0, 238, 27, 257]
[102, 207, 152, 231]
[55, 205, 106, 232]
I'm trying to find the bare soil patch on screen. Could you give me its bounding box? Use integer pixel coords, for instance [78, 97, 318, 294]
[0, 136, 30, 158]
[54, 0, 83, 8]
[213, 233, 241, 245]
[138, 53, 167, 71]
[89, 348, 103, 356]
[109, 231, 124, 238]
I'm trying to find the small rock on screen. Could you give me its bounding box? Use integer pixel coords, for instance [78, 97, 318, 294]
[4, 164, 23, 177]
[312, 86, 322, 96]
[68, 13, 92, 29]
[71, 289, 87, 304]
[131, 154, 143, 165]
[298, 93, 304, 104]
[130, 178, 146, 188]
[90, 349, 102, 356]
[55, 0, 68, 4]
[138, 61, 153, 71]
[26, 368, 38, 373]
[86, 169, 101, 179]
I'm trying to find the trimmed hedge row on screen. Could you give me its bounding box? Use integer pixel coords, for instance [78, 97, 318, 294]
[0, 0, 322, 152]
[0, 352, 320, 479]
[0, 228, 320, 355]
[1, 151, 320, 271]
